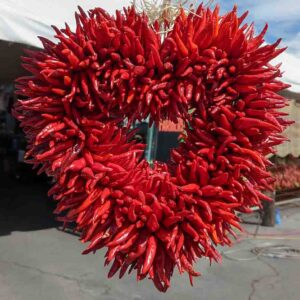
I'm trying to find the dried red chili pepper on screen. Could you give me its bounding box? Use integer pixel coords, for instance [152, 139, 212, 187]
[13, 4, 292, 292]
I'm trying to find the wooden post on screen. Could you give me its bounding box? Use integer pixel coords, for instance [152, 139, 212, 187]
[261, 190, 276, 227]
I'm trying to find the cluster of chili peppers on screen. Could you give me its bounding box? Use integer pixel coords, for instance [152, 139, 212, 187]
[14, 4, 292, 292]
[271, 156, 300, 191]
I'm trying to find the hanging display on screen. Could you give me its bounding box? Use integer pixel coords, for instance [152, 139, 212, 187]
[13, 2, 292, 292]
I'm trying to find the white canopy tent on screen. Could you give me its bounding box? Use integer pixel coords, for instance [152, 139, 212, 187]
[0, 0, 131, 82]
[273, 51, 300, 93]
[0, 0, 299, 92]
[0, 0, 132, 48]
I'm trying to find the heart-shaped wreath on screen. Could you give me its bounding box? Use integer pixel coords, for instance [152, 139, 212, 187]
[14, 3, 292, 292]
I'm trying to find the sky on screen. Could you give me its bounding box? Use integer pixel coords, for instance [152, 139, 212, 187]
[210, 0, 300, 56]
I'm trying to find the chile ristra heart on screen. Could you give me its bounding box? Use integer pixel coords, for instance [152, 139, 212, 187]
[13, 4, 292, 292]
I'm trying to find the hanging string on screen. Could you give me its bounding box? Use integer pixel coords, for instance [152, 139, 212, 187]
[132, 0, 215, 35]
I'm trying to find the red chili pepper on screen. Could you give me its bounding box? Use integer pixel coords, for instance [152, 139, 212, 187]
[65, 158, 86, 172]
[146, 214, 160, 232]
[141, 236, 157, 275]
[234, 117, 281, 132]
[181, 222, 199, 241]
[202, 185, 222, 197]
[180, 183, 200, 193]
[210, 172, 228, 186]
[107, 224, 135, 247]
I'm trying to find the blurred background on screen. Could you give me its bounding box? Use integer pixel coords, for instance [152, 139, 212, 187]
[0, 1, 300, 300]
